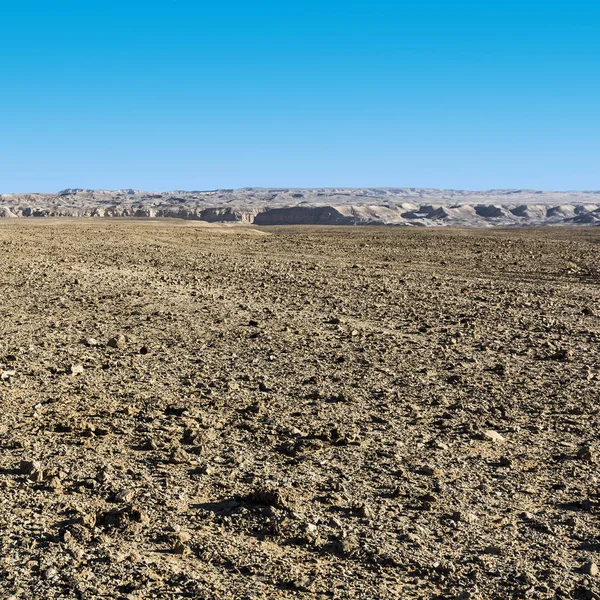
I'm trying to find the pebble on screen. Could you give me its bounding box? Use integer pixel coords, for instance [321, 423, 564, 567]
[172, 541, 189, 555]
[169, 447, 190, 464]
[108, 334, 126, 349]
[115, 489, 135, 503]
[577, 445, 595, 463]
[19, 460, 41, 475]
[483, 430, 505, 443]
[69, 364, 84, 375]
[354, 503, 372, 518]
[302, 523, 320, 543]
[453, 511, 478, 524]
[421, 464, 443, 477]
[583, 562, 599, 576]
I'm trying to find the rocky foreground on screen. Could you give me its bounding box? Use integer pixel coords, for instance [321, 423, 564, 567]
[0, 221, 600, 599]
[1, 188, 600, 226]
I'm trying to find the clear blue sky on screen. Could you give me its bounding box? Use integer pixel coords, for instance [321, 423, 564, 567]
[1, 0, 599, 192]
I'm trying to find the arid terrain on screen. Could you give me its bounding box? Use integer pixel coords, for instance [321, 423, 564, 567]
[1, 220, 600, 599]
[2, 188, 600, 226]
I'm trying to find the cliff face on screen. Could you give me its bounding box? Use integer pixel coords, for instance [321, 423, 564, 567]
[253, 206, 356, 225]
[1, 187, 600, 226]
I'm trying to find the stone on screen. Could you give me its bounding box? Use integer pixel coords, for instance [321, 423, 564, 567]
[583, 562, 599, 576]
[483, 430, 505, 443]
[108, 334, 126, 349]
[354, 503, 372, 518]
[421, 464, 443, 477]
[303, 523, 320, 543]
[115, 489, 135, 503]
[19, 460, 41, 475]
[169, 447, 190, 464]
[549, 348, 572, 362]
[172, 541, 189, 555]
[577, 445, 595, 463]
[68, 364, 84, 375]
[453, 511, 478, 524]
[143, 437, 158, 451]
[76, 512, 97, 529]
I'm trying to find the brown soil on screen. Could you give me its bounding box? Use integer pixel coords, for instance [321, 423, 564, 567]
[1, 220, 599, 599]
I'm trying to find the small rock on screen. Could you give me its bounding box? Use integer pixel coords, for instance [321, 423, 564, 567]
[353, 503, 372, 518]
[577, 445, 595, 463]
[47, 476, 63, 492]
[302, 522, 320, 543]
[76, 512, 97, 529]
[172, 541, 189, 555]
[115, 489, 135, 503]
[421, 464, 443, 477]
[453, 511, 478, 524]
[483, 430, 505, 443]
[549, 348, 573, 362]
[19, 460, 41, 475]
[68, 364, 84, 375]
[169, 447, 190, 465]
[173, 530, 192, 544]
[143, 437, 158, 451]
[85, 338, 98, 347]
[258, 381, 271, 393]
[107, 334, 126, 349]
[583, 562, 599, 576]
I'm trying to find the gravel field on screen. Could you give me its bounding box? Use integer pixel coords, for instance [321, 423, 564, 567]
[1, 221, 599, 599]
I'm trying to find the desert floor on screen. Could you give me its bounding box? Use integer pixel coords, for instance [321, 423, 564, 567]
[1, 221, 599, 599]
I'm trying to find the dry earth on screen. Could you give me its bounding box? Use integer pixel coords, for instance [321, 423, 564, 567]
[1, 221, 600, 599]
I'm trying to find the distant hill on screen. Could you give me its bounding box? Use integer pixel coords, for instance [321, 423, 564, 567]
[1, 188, 599, 226]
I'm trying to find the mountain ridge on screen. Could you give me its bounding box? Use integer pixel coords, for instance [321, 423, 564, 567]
[1, 188, 600, 226]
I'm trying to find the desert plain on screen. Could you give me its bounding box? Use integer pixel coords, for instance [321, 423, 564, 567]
[1, 220, 600, 599]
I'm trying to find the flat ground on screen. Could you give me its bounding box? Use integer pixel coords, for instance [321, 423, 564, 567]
[1, 221, 599, 600]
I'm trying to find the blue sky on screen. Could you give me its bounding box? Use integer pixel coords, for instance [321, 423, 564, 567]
[1, 0, 599, 191]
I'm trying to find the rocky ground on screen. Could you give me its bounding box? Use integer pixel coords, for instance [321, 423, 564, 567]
[0, 220, 599, 599]
[2, 188, 600, 225]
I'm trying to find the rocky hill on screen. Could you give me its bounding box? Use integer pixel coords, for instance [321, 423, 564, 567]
[1, 187, 600, 226]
